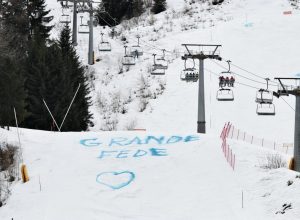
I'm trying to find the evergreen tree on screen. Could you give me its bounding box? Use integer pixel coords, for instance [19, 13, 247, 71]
[0, 0, 29, 58]
[0, 0, 28, 127]
[0, 57, 27, 128]
[151, 0, 167, 14]
[96, 0, 144, 26]
[58, 25, 93, 131]
[126, 0, 144, 19]
[23, 42, 68, 130]
[27, 0, 53, 41]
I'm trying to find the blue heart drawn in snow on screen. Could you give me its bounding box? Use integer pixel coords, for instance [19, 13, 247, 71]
[96, 171, 135, 190]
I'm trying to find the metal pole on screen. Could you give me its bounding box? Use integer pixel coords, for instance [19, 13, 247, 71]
[198, 59, 206, 133]
[59, 84, 81, 131]
[42, 99, 61, 132]
[13, 108, 22, 152]
[88, 5, 94, 65]
[294, 96, 300, 171]
[72, 0, 77, 46]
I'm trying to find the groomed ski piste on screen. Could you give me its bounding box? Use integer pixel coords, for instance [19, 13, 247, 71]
[1, 0, 300, 219]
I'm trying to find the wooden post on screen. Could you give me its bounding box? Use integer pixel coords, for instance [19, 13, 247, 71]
[21, 164, 29, 183]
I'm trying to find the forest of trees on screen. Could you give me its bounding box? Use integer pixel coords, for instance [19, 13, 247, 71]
[0, 0, 92, 131]
[96, 0, 167, 26]
[0, 0, 168, 131]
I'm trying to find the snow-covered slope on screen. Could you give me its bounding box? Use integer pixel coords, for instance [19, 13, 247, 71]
[48, 0, 298, 143]
[1, 0, 300, 219]
[0, 127, 299, 220]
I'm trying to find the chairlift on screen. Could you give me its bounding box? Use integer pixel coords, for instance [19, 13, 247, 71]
[155, 49, 168, 69]
[180, 59, 199, 82]
[61, 0, 73, 9]
[98, 33, 111, 52]
[59, 14, 71, 24]
[78, 25, 89, 34]
[255, 78, 275, 115]
[216, 88, 234, 101]
[151, 67, 165, 75]
[151, 54, 167, 76]
[219, 60, 235, 88]
[78, 16, 89, 34]
[256, 89, 273, 103]
[122, 45, 135, 66]
[256, 103, 275, 116]
[130, 36, 143, 57]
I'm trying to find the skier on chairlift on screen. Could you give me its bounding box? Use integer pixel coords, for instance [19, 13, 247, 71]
[134, 49, 139, 59]
[229, 76, 235, 87]
[225, 76, 230, 87]
[219, 76, 224, 87]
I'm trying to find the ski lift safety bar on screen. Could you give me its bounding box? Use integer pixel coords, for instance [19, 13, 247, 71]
[181, 44, 222, 60]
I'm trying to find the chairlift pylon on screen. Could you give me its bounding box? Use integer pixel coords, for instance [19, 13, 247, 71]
[180, 59, 199, 82]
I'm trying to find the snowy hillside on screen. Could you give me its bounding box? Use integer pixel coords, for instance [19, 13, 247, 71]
[1, 0, 300, 219]
[0, 127, 300, 220]
[47, 0, 298, 143]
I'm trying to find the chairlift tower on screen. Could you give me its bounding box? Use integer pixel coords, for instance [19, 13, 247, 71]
[182, 44, 222, 133]
[274, 78, 300, 171]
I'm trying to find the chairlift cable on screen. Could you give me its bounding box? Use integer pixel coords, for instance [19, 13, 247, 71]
[205, 68, 261, 90]
[280, 97, 295, 111]
[230, 62, 278, 84]
[210, 59, 278, 87]
[99, 9, 282, 91]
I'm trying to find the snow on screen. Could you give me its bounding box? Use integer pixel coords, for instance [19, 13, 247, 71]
[1, 0, 300, 219]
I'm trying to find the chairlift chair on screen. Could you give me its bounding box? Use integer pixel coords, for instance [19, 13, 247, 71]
[216, 88, 234, 101]
[130, 36, 143, 57]
[218, 60, 235, 87]
[180, 59, 199, 82]
[151, 66, 165, 75]
[78, 24, 89, 34]
[255, 89, 273, 103]
[98, 42, 112, 51]
[156, 49, 168, 69]
[255, 78, 275, 115]
[78, 16, 89, 34]
[180, 68, 199, 82]
[61, 0, 73, 9]
[122, 55, 136, 66]
[122, 45, 136, 66]
[130, 46, 143, 58]
[151, 54, 166, 75]
[155, 58, 168, 70]
[59, 14, 71, 24]
[256, 103, 275, 115]
[98, 33, 111, 51]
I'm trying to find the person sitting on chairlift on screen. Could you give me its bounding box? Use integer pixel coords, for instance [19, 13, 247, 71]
[229, 76, 235, 87]
[134, 49, 139, 59]
[225, 76, 230, 87]
[219, 76, 224, 87]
